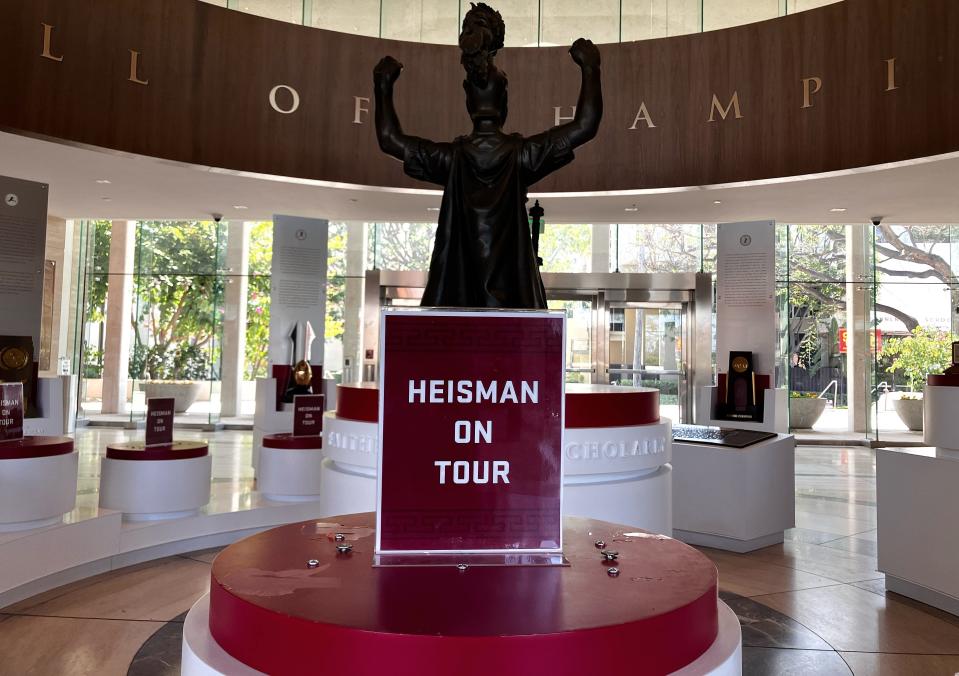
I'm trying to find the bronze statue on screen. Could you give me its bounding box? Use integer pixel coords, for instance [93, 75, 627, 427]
[373, 3, 603, 309]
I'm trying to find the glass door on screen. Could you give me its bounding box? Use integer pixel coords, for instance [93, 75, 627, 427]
[546, 297, 595, 383]
[607, 302, 689, 423]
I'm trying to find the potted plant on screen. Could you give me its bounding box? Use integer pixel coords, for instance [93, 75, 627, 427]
[132, 343, 210, 413]
[882, 327, 952, 432]
[789, 391, 827, 429]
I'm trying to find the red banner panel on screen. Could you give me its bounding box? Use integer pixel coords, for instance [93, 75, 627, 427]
[376, 310, 565, 554]
[145, 397, 175, 446]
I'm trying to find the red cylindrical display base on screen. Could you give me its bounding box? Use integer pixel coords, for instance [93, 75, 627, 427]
[208, 514, 719, 676]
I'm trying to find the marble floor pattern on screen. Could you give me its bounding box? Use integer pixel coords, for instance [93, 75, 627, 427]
[1, 436, 959, 675]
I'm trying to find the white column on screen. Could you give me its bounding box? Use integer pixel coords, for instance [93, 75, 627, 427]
[846, 223, 869, 434]
[591, 223, 611, 273]
[342, 222, 368, 382]
[219, 221, 250, 418]
[101, 220, 135, 415]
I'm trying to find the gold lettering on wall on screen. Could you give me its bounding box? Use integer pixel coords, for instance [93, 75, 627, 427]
[269, 85, 300, 114]
[885, 58, 899, 91]
[628, 102, 656, 129]
[801, 76, 822, 109]
[709, 92, 743, 122]
[353, 96, 370, 124]
[40, 23, 63, 62]
[128, 50, 148, 85]
[554, 106, 576, 126]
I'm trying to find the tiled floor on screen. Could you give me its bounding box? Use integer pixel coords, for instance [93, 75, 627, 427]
[2, 434, 959, 675]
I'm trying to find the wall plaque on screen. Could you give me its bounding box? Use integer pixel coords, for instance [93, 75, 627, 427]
[375, 309, 565, 556]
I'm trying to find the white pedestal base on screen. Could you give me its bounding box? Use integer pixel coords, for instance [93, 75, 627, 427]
[564, 465, 672, 535]
[696, 386, 788, 434]
[181, 593, 741, 676]
[672, 434, 795, 552]
[318, 458, 377, 516]
[877, 447, 959, 617]
[99, 455, 212, 520]
[258, 446, 324, 501]
[0, 451, 78, 532]
[923, 385, 959, 448]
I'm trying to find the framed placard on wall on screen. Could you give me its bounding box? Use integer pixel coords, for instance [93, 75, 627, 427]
[375, 309, 566, 556]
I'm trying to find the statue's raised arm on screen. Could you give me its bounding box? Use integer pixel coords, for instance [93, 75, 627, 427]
[373, 56, 415, 161]
[554, 38, 603, 148]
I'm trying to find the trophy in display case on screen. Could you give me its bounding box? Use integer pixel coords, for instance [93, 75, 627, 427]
[283, 321, 317, 403]
[0, 336, 38, 418]
[718, 350, 763, 422]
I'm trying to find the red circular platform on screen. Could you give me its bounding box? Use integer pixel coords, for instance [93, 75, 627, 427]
[0, 436, 74, 460]
[105, 440, 209, 461]
[262, 432, 323, 449]
[209, 513, 718, 676]
[337, 382, 660, 427]
[927, 374, 959, 387]
[336, 383, 379, 422]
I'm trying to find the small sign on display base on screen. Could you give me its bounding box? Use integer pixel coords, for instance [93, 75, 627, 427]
[145, 397, 175, 446]
[293, 394, 324, 437]
[0, 382, 24, 442]
[374, 308, 566, 566]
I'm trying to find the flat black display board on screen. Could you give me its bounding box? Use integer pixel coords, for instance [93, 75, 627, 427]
[672, 424, 777, 449]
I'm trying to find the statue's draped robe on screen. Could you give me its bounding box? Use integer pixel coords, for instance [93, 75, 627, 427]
[404, 129, 574, 309]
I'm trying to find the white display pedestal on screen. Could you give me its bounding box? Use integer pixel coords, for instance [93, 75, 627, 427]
[563, 420, 673, 535]
[23, 376, 75, 436]
[251, 378, 292, 475]
[695, 386, 788, 434]
[672, 434, 795, 552]
[258, 435, 325, 501]
[319, 412, 378, 516]
[100, 454, 213, 521]
[923, 385, 959, 448]
[0, 448, 78, 532]
[878, 446, 959, 616]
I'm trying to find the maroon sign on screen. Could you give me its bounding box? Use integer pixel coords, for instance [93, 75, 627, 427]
[293, 394, 325, 437]
[0, 382, 24, 442]
[376, 310, 565, 554]
[145, 397, 174, 446]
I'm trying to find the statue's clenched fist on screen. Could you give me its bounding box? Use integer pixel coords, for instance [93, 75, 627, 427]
[569, 38, 600, 69]
[374, 56, 403, 86]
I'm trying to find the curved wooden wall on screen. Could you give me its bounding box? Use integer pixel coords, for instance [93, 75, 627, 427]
[0, 0, 956, 192]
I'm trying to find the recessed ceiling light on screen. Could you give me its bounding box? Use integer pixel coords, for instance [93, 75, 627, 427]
[830, 208, 847, 213]
[427, 207, 440, 212]
[233, 205, 248, 210]
[624, 205, 639, 212]
[713, 200, 722, 205]
[95, 179, 111, 184]
[349, 198, 358, 203]
[100, 197, 112, 201]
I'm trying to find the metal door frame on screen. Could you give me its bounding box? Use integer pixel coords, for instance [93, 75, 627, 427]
[363, 270, 713, 421]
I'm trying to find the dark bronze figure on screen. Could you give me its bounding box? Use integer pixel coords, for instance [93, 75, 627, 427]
[373, 3, 603, 309]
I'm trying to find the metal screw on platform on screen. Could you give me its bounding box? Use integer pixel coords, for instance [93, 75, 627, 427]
[607, 567, 620, 577]
[307, 559, 319, 568]
[336, 543, 353, 554]
[600, 550, 619, 562]
[594, 540, 606, 549]
[334, 533, 346, 542]
[457, 563, 469, 571]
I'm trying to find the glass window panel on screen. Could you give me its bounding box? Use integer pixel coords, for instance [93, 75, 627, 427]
[702, 0, 783, 32]
[784, 223, 847, 282]
[461, 0, 538, 47]
[540, 0, 620, 46]
[236, 0, 303, 23]
[621, 0, 702, 41]
[539, 223, 592, 272]
[372, 222, 436, 270]
[788, 0, 841, 13]
[311, 0, 380, 36]
[382, 0, 459, 44]
[616, 223, 703, 273]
